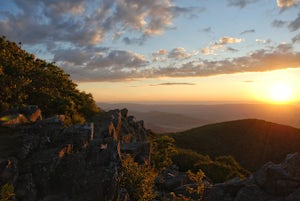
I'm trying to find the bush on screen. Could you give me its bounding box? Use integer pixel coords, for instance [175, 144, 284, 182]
[121, 154, 157, 201]
[152, 135, 177, 171]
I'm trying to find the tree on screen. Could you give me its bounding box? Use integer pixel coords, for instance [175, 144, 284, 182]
[0, 36, 101, 123]
[152, 135, 177, 171]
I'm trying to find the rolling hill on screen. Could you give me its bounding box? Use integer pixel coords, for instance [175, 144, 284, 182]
[169, 119, 300, 171]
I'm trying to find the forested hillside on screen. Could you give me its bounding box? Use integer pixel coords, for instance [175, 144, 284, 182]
[0, 36, 100, 124]
[170, 119, 300, 170]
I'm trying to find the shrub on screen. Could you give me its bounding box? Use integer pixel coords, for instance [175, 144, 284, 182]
[121, 154, 157, 201]
[152, 135, 177, 171]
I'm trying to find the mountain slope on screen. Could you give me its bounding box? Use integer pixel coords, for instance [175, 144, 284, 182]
[170, 119, 300, 170]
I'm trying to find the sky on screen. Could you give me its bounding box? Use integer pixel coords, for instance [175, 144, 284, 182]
[1, 0, 300, 104]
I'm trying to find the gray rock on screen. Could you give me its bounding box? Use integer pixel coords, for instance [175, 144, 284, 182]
[0, 107, 152, 201]
[204, 153, 300, 201]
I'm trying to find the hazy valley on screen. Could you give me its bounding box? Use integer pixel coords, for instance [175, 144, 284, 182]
[99, 102, 300, 132]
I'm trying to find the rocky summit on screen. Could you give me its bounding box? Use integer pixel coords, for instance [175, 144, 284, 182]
[1, 106, 300, 201]
[0, 108, 150, 201]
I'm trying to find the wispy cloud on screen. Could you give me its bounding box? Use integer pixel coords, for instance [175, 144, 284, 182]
[227, 0, 259, 8]
[292, 33, 300, 43]
[288, 13, 300, 31]
[272, 20, 287, 28]
[150, 82, 196, 86]
[255, 39, 271, 44]
[202, 27, 212, 32]
[240, 29, 255, 35]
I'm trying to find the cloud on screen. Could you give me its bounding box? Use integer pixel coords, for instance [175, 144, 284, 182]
[168, 47, 191, 60]
[202, 27, 212, 32]
[226, 47, 238, 52]
[277, 0, 300, 8]
[88, 50, 148, 70]
[219, 36, 242, 44]
[228, 0, 259, 8]
[272, 20, 287, 28]
[255, 39, 271, 44]
[243, 80, 254, 83]
[152, 49, 168, 62]
[201, 36, 242, 55]
[288, 13, 300, 31]
[68, 44, 300, 81]
[150, 82, 196, 86]
[292, 33, 300, 43]
[0, 0, 195, 48]
[240, 29, 255, 35]
[154, 45, 300, 79]
[154, 49, 168, 56]
[201, 43, 223, 55]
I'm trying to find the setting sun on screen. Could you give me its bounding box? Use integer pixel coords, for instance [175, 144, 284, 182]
[268, 82, 294, 103]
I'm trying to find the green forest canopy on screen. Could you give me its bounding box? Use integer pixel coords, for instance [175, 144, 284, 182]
[0, 36, 100, 124]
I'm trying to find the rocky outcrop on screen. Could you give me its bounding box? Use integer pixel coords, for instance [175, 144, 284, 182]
[0, 108, 150, 201]
[203, 152, 300, 201]
[0, 105, 42, 127]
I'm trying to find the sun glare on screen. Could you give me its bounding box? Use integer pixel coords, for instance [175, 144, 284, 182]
[268, 82, 294, 103]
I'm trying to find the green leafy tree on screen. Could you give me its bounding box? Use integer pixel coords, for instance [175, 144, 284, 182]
[121, 154, 157, 201]
[0, 36, 100, 124]
[152, 135, 177, 171]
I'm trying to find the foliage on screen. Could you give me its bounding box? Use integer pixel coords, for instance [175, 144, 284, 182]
[194, 155, 250, 183]
[152, 135, 177, 171]
[0, 36, 100, 124]
[121, 154, 157, 201]
[172, 148, 212, 172]
[0, 184, 15, 201]
[186, 170, 205, 194]
[172, 148, 249, 183]
[170, 170, 205, 201]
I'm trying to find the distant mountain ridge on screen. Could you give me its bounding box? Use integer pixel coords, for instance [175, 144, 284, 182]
[169, 119, 300, 171]
[99, 102, 300, 132]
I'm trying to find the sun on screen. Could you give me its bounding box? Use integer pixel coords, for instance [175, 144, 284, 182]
[267, 82, 294, 104]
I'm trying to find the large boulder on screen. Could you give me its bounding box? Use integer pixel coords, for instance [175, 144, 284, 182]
[203, 153, 300, 201]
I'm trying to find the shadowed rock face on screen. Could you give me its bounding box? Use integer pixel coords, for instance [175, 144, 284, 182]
[0, 105, 42, 127]
[203, 152, 300, 201]
[0, 108, 151, 201]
